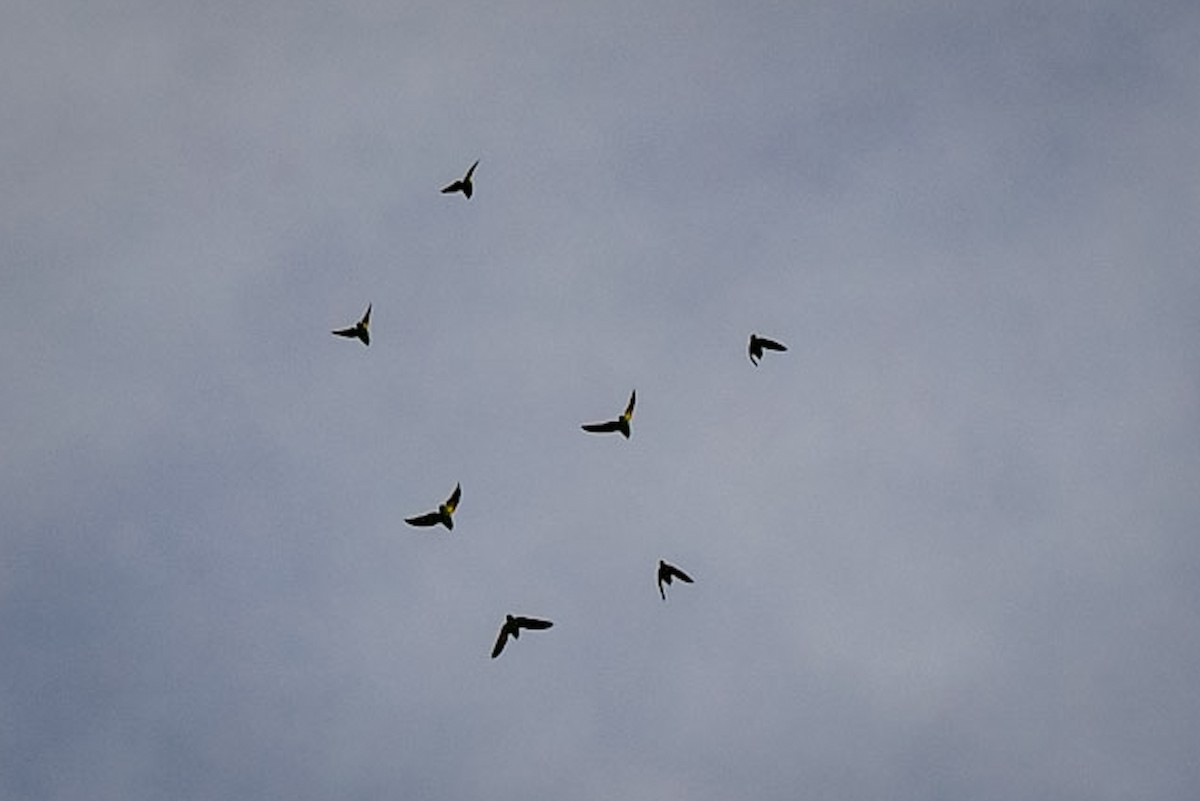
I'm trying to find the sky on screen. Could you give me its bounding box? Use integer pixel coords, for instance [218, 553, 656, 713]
[2, 1, 1199, 799]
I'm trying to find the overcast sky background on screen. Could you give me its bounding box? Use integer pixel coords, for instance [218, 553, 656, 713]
[2, 2, 1199, 799]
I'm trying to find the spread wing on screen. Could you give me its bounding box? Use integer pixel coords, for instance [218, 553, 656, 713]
[405, 511, 441, 527]
[665, 563, 694, 584]
[758, 336, 787, 352]
[360, 304, 372, 326]
[582, 420, 621, 434]
[444, 483, 461, 513]
[513, 616, 553, 631]
[622, 389, 636, 421]
[491, 623, 512, 658]
[441, 180, 465, 194]
[332, 326, 358, 338]
[464, 159, 479, 180]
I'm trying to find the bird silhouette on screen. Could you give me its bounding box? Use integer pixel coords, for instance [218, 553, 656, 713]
[581, 389, 636, 438]
[441, 159, 479, 198]
[748, 333, 787, 365]
[491, 614, 553, 658]
[657, 559, 694, 600]
[332, 304, 371, 346]
[405, 483, 461, 530]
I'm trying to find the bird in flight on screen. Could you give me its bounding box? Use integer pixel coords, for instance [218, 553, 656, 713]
[657, 559, 694, 600]
[491, 614, 553, 658]
[332, 303, 371, 346]
[748, 333, 787, 365]
[405, 483, 462, 530]
[441, 159, 480, 198]
[581, 389, 636, 438]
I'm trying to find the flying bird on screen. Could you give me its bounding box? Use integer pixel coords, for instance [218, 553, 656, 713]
[405, 483, 461, 530]
[441, 159, 480, 198]
[491, 614, 554, 658]
[332, 303, 371, 346]
[581, 389, 636, 438]
[657, 559, 694, 601]
[748, 333, 787, 365]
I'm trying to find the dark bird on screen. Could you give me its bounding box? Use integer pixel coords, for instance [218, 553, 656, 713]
[332, 303, 371, 346]
[441, 159, 480, 198]
[405, 483, 461, 530]
[581, 389, 636, 438]
[491, 614, 553, 658]
[657, 559, 694, 600]
[748, 333, 787, 365]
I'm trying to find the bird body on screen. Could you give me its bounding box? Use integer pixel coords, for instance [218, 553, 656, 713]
[581, 389, 636, 438]
[441, 160, 479, 198]
[405, 483, 461, 530]
[657, 559, 694, 600]
[491, 614, 553, 658]
[748, 333, 787, 365]
[332, 304, 372, 346]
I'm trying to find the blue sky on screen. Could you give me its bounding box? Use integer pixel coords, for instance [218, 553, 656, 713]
[3, 2, 1199, 799]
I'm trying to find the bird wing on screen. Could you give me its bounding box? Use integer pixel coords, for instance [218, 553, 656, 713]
[491, 624, 511, 658]
[405, 512, 441, 527]
[622, 389, 636, 421]
[666, 564, 694, 584]
[332, 327, 358, 338]
[464, 160, 479, 180]
[759, 337, 787, 352]
[582, 420, 621, 434]
[513, 616, 553, 630]
[441, 180, 464, 194]
[445, 483, 461, 513]
[359, 328, 370, 346]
